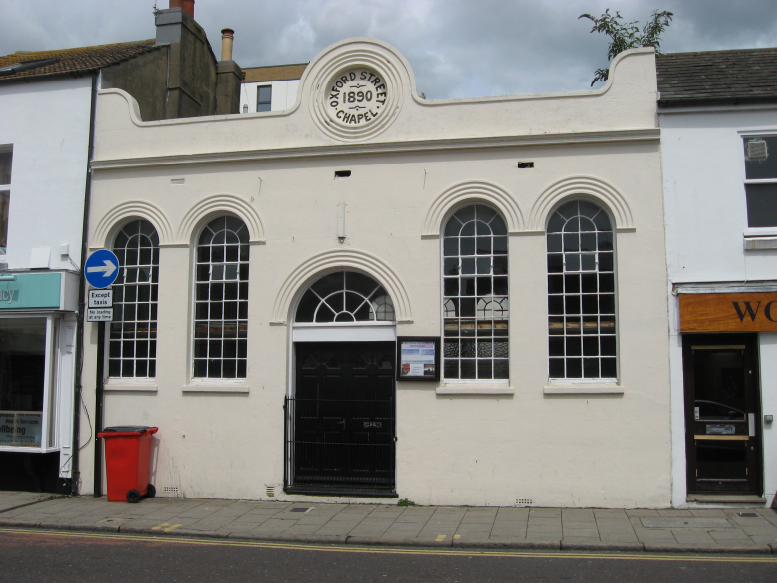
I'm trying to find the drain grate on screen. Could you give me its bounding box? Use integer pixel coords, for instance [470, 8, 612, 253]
[291, 507, 310, 513]
[737, 512, 758, 517]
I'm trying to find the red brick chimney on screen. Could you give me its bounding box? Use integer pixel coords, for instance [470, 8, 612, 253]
[169, 0, 194, 18]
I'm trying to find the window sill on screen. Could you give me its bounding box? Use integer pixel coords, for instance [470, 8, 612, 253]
[182, 384, 249, 394]
[744, 236, 777, 250]
[436, 383, 514, 395]
[544, 383, 623, 395]
[104, 382, 158, 392]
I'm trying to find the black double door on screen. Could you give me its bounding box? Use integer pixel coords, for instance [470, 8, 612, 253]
[287, 342, 396, 496]
[683, 334, 762, 495]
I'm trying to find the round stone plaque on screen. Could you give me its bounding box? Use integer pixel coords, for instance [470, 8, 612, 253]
[325, 68, 388, 129]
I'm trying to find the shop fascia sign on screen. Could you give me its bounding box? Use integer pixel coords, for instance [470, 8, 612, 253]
[0, 272, 63, 310]
[679, 292, 777, 332]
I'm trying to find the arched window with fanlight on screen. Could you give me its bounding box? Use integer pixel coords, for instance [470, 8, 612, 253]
[193, 216, 249, 379]
[109, 219, 159, 378]
[295, 271, 395, 323]
[546, 199, 617, 380]
[442, 204, 509, 381]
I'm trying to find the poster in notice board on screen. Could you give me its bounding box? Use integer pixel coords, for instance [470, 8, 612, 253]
[396, 337, 440, 382]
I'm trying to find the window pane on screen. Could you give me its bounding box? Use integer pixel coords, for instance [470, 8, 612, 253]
[193, 216, 249, 379]
[442, 205, 509, 381]
[745, 183, 777, 227]
[547, 200, 617, 380]
[109, 220, 159, 379]
[744, 136, 777, 179]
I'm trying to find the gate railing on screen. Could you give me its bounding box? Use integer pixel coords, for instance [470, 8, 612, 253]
[284, 396, 396, 496]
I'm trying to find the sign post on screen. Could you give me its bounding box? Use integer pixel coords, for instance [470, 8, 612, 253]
[84, 249, 120, 498]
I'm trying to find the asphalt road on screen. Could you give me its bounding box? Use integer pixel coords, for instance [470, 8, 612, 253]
[1, 528, 776, 582]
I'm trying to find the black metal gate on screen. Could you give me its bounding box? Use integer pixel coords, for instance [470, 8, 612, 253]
[285, 341, 396, 497]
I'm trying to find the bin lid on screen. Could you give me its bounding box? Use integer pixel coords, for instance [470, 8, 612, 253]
[101, 426, 155, 434]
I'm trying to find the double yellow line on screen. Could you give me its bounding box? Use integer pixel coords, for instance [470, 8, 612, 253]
[1, 527, 776, 564]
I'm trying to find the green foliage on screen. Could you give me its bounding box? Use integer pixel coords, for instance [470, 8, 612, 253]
[580, 8, 673, 86]
[397, 498, 417, 507]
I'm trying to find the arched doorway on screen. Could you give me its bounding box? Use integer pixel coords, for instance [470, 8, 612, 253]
[286, 271, 397, 497]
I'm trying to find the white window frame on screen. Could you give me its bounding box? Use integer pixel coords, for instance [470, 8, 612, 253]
[740, 131, 777, 238]
[190, 215, 250, 382]
[440, 204, 510, 384]
[0, 145, 13, 258]
[546, 198, 619, 384]
[105, 220, 159, 381]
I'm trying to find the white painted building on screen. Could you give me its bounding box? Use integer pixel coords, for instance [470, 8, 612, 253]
[82, 39, 671, 507]
[658, 48, 777, 507]
[240, 63, 307, 113]
[0, 60, 92, 492]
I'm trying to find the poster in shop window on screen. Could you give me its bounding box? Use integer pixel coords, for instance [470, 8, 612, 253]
[396, 337, 440, 382]
[0, 411, 42, 447]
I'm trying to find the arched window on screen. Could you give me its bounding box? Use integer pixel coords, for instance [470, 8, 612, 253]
[295, 271, 395, 323]
[442, 204, 509, 380]
[109, 219, 159, 378]
[546, 199, 617, 379]
[193, 216, 249, 379]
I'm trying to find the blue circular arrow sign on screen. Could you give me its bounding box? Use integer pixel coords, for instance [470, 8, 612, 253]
[85, 249, 120, 289]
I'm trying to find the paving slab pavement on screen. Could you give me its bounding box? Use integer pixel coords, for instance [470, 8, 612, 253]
[1, 491, 776, 554]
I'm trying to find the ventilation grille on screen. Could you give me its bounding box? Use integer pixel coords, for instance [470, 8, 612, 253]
[515, 498, 533, 506]
[265, 484, 276, 499]
[746, 139, 768, 161]
[163, 486, 178, 494]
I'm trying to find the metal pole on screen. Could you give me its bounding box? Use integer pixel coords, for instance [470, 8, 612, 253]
[93, 320, 105, 497]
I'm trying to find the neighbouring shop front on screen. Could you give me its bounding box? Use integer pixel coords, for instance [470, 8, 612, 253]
[0, 270, 79, 493]
[678, 290, 776, 499]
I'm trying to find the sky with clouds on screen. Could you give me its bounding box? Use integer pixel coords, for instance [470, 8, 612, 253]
[1, 0, 776, 98]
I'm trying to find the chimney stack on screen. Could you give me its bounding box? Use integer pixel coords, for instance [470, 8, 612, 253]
[221, 29, 234, 62]
[169, 0, 195, 18]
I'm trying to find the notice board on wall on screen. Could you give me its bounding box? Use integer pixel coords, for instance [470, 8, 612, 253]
[396, 337, 440, 382]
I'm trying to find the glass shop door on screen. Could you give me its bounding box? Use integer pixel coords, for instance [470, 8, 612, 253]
[683, 334, 762, 495]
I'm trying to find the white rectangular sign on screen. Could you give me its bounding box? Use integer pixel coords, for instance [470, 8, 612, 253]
[87, 308, 113, 322]
[88, 288, 113, 308]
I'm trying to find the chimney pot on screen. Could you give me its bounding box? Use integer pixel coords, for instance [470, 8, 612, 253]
[169, 0, 194, 18]
[221, 28, 235, 62]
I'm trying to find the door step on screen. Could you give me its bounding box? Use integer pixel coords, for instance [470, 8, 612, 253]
[687, 494, 766, 504]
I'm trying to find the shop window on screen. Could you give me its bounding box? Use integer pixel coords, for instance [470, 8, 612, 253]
[257, 85, 272, 112]
[295, 271, 395, 322]
[193, 216, 249, 379]
[0, 318, 47, 448]
[442, 204, 509, 381]
[0, 147, 12, 254]
[743, 136, 777, 228]
[547, 200, 617, 380]
[108, 220, 159, 378]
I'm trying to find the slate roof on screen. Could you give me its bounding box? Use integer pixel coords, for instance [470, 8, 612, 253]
[0, 40, 159, 83]
[657, 47, 777, 107]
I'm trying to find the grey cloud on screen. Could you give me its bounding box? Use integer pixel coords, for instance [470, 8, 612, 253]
[1, 0, 776, 99]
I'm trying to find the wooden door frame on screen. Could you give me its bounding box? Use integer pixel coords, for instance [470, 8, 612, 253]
[682, 332, 762, 495]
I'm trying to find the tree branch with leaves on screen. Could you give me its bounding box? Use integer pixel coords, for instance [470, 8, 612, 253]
[580, 9, 673, 86]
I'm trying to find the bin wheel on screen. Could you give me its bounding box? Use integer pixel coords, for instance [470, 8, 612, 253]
[147, 484, 156, 498]
[127, 489, 141, 503]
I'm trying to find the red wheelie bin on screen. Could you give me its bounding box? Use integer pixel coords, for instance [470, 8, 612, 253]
[98, 426, 158, 503]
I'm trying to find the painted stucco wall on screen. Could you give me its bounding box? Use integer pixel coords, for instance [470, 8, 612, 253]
[660, 108, 777, 506]
[79, 40, 671, 507]
[0, 76, 91, 270]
